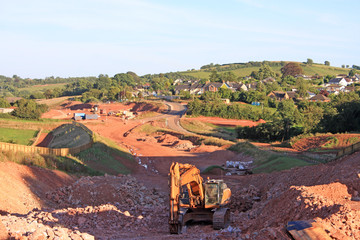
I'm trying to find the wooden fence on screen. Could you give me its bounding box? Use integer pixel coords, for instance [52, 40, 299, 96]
[0, 140, 93, 157]
[0, 122, 94, 157]
[336, 141, 360, 158]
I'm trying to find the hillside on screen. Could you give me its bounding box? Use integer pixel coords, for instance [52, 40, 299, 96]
[179, 61, 350, 79]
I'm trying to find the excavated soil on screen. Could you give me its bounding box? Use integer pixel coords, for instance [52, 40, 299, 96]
[186, 116, 266, 127]
[292, 134, 360, 151]
[2, 101, 360, 239]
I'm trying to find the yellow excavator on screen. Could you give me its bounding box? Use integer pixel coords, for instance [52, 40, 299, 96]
[169, 162, 231, 234]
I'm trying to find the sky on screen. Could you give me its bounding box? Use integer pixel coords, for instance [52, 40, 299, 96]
[0, 0, 359, 78]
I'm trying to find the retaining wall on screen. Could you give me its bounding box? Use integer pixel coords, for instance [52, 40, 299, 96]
[337, 141, 360, 158]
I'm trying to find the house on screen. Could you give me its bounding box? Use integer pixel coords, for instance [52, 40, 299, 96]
[326, 84, 344, 95]
[345, 78, 353, 85]
[343, 86, 355, 93]
[286, 91, 298, 101]
[328, 77, 348, 86]
[295, 74, 312, 80]
[174, 84, 191, 94]
[261, 77, 276, 84]
[309, 94, 330, 102]
[307, 91, 316, 99]
[189, 82, 204, 95]
[354, 74, 360, 81]
[173, 79, 184, 85]
[203, 82, 229, 92]
[267, 91, 289, 101]
[238, 83, 248, 91]
[246, 82, 258, 90]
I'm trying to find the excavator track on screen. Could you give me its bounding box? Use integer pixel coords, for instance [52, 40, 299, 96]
[212, 208, 230, 230]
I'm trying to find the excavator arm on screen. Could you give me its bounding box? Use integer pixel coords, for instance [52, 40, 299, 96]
[169, 162, 205, 233]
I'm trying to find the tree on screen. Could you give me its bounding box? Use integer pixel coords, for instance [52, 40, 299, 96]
[296, 78, 309, 98]
[0, 97, 10, 108]
[349, 69, 357, 77]
[342, 65, 345, 68]
[12, 99, 43, 119]
[299, 104, 324, 133]
[281, 75, 296, 87]
[324, 61, 330, 66]
[209, 70, 220, 82]
[324, 75, 335, 84]
[276, 100, 301, 140]
[220, 72, 236, 82]
[257, 64, 276, 80]
[307, 58, 313, 65]
[281, 62, 303, 78]
[95, 74, 112, 90]
[44, 89, 54, 99]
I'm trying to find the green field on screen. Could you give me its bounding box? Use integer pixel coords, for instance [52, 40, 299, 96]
[179, 62, 349, 79]
[0, 127, 39, 145]
[18, 83, 67, 93]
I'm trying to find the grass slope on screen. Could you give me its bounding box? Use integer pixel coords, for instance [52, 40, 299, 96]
[180, 119, 237, 141]
[228, 141, 312, 173]
[179, 62, 349, 79]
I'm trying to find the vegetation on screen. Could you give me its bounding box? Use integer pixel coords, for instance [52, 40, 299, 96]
[76, 142, 132, 175]
[281, 62, 303, 77]
[180, 119, 236, 141]
[0, 151, 102, 176]
[11, 99, 49, 120]
[187, 98, 274, 121]
[0, 127, 39, 145]
[228, 142, 312, 173]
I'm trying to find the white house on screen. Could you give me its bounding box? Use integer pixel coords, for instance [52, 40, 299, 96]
[327, 77, 348, 86]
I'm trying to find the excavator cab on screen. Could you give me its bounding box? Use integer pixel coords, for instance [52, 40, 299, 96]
[204, 180, 230, 207]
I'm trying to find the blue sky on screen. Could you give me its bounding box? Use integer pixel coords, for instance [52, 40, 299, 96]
[1, 0, 359, 78]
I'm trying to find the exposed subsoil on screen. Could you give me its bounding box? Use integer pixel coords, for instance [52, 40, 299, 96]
[292, 134, 360, 151]
[1, 101, 360, 239]
[186, 116, 266, 127]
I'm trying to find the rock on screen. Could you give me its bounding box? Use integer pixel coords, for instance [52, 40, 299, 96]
[0, 221, 9, 240]
[80, 233, 95, 240]
[46, 229, 55, 240]
[28, 228, 47, 240]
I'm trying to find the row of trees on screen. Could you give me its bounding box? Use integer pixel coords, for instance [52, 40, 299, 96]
[234, 92, 360, 141]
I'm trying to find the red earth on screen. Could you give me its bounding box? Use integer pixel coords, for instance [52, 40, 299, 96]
[2, 100, 360, 239]
[186, 116, 266, 127]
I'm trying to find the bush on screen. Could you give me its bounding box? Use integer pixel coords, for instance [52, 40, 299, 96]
[236, 121, 303, 142]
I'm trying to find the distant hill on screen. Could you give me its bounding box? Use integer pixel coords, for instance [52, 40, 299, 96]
[178, 61, 350, 79]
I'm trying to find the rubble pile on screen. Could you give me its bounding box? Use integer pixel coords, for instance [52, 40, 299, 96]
[1, 203, 169, 240]
[45, 174, 165, 208]
[1, 175, 169, 240]
[171, 140, 195, 150]
[228, 182, 360, 239]
[230, 185, 261, 212]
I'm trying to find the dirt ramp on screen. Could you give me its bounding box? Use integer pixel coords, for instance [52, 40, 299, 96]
[0, 162, 74, 214]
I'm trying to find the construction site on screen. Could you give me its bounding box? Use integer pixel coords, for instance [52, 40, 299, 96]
[1, 100, 360, 239]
